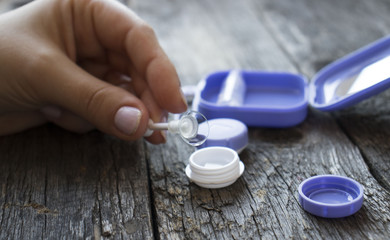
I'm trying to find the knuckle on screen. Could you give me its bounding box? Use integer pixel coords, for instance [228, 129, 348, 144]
[139, 21, 154, 32]
[84, 86, 111, 119]
[25, 48, 57, 76]
[134, 21, 156, 39]
[18, 48, 60, 104]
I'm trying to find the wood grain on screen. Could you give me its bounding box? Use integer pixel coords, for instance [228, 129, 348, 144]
[140, 0, 390, 239]
[0, 0, 390, 239]
[0, 125, 154, 239]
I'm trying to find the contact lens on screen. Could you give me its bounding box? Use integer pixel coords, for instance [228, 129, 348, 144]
[148, 111, 209, 146]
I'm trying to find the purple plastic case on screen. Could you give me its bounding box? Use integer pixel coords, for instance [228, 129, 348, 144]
[193, 35, 390, 127]
[196, 118, 248, 153]
[310, 36, 390, 111]
[298, 175, 364, 218]
[193, 71, 308, 127]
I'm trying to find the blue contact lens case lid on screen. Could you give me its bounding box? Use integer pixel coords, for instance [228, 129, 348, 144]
[193, 35, 390, 127]
[298, 175, 364, 218]
[196, 118, 248, 153]
[310, 35, 390, 111]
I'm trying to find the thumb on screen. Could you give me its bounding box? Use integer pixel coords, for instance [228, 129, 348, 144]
[33, 52, 149, 141]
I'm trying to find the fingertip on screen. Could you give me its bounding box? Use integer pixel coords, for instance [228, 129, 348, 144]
[144, 130, 167, 144]
[146, 59, 188, 113]
[177, 88, 189, 113]
[110, 103, 157, 142]
[114, 106, 142, 136]
[142, 115, 167, 144]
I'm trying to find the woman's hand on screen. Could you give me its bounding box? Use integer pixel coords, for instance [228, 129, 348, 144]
[0, 0, 187, 144]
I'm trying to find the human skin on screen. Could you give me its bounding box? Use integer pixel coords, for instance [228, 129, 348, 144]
[0, 0, 187, 144]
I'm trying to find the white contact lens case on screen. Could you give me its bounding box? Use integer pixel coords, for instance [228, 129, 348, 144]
[185, 146, 245, 188]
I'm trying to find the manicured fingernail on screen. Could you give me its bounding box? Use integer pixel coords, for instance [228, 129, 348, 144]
[114, 106, 141, 135]
[144, 128, 154, 137]
[144, 120, 154, 137]
[41, 106, 61, 118]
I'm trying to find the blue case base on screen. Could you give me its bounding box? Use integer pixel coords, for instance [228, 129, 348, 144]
[193, 71, 308, 127]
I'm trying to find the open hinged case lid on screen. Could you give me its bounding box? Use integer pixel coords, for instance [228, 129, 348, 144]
[192, 35, 390, 127]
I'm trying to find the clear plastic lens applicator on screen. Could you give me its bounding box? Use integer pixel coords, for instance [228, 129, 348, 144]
[147, 111, 209, 146]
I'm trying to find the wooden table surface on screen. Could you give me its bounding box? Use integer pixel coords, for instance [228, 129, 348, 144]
[1, 0, 390, 239]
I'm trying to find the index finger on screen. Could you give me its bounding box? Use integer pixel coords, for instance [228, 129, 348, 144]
[76, 0, 187, 113]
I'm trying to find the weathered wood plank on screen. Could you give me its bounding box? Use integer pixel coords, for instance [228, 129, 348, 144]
[147, 113, 390, 239]
[336, 90, 390, 189]
[140, 0, 390, 239]
[135, 0, 297, 86]
[254, 0, 390, 196]
[0, 125, 154, 239]
[0, 1, 155, 239]
[1, 0, 390, 239]
[253, 0, 390, 76]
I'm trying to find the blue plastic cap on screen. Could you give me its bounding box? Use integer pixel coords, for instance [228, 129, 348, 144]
[197, 118, 248, 153]
[298, 175, 364, 218]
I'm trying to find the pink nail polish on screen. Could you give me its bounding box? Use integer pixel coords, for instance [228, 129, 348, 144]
[114, 106, 141, 135]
